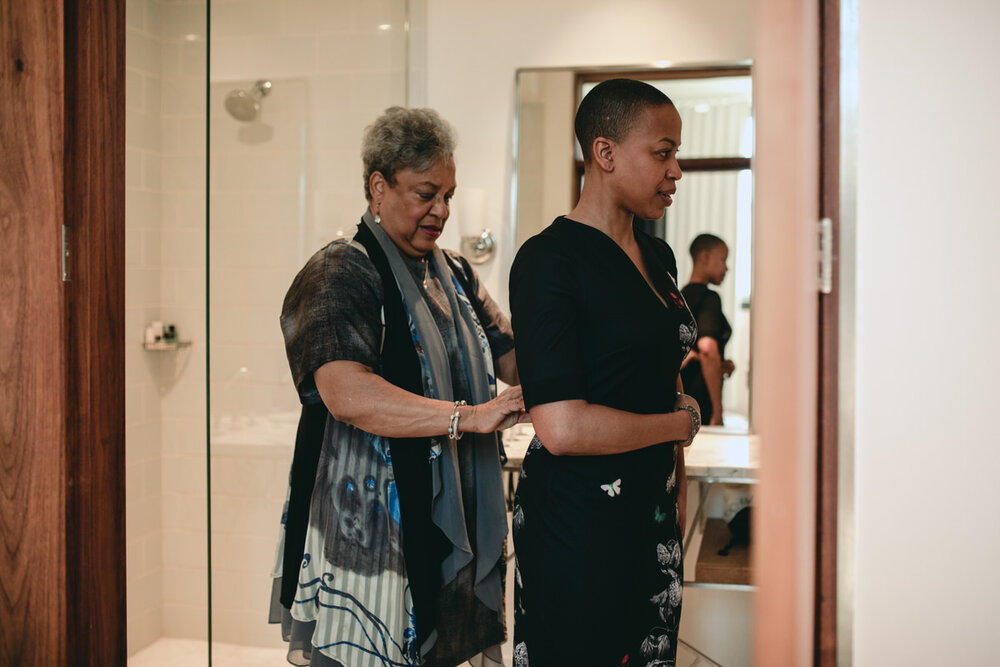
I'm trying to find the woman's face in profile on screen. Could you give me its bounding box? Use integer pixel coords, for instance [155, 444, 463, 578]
[377, 156, 457, 258]
[612, 104, 683, 221]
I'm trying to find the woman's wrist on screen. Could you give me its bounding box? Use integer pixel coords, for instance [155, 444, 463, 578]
[679, 404, 700, 442]
[447, 400, 468, 440]
[459, 403, 483, 435]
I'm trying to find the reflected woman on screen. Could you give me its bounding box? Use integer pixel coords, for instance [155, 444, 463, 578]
[272, 107, 525, 667]
[509, 79, 701, 666]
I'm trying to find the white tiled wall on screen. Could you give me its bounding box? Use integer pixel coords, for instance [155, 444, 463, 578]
[127, 0, 211, 656]
[128, 0, 414, 656]
[158, 0, 211, 644]
[126, 0, 166, 654]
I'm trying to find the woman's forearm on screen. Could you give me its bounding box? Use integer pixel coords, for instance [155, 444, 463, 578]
[677, 446, 688, 539]
[315, 360, 524, 438]
[495, 348, 519, 386]
[698, 339, 724, 420]
[529, 399, 694, 456]
[316, 360, 462, 437]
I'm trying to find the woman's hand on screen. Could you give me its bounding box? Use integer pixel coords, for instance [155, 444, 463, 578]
[673, 393, 701, 447]
[463, 385, 529, 435]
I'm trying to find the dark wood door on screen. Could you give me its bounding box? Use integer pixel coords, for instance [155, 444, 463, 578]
[816, 0, 844, 664]
[0, 1, 125, 665]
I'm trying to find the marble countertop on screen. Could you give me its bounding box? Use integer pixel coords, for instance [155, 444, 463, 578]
[501, 425, 758, 483]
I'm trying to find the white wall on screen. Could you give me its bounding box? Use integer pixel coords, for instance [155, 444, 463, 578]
[424, 0, 754, 307]
[125, 0, 166, 652]
[854, 0, 1000, 663]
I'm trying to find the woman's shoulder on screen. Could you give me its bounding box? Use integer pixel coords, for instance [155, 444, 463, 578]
[635, 226, 677, 261]
[319, 237, 380, 278]
[287, 237, 382, 301]
[515, 217, 579, 260]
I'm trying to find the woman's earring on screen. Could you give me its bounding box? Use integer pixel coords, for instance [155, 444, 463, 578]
[374, 204, 381, 225]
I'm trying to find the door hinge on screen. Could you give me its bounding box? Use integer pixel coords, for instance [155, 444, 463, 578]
[818, 217, 832, 294]
[62, 224, 71, 281]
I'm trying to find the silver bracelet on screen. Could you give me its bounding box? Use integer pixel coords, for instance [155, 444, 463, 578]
[447, 400, 467, 440]
[680, 404, 701, 442]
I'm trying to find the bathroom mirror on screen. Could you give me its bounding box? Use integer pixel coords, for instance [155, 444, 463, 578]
[512, 64, 754, 431]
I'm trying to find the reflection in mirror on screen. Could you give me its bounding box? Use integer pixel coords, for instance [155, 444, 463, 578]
[513, 64, 753, 431]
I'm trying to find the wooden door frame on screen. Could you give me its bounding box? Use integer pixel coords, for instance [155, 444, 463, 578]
[816, 0, 841, 663]
[817, 0, 857, 664]
[0, 1, 125, 665]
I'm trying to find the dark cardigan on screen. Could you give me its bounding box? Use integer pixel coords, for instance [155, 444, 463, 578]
[278, 221, 480, 647]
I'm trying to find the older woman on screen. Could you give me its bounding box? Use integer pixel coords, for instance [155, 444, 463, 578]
[271, 107, 524, 667]
[509, 79, 701, 666]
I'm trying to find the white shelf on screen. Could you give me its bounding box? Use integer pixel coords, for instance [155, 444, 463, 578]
[142, 340, 192, 351]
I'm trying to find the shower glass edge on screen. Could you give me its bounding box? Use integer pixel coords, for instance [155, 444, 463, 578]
[206, 1, 415, 665]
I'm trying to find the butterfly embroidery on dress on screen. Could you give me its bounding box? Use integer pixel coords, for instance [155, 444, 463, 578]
[601, 478, 622, 497]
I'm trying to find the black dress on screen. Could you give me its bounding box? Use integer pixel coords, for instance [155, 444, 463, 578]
[508, 217, 696, 667]
[679, 283, 732, 426]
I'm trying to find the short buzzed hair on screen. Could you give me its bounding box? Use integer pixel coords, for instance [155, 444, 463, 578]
[574, 78, 674, 165]
[689, 233, 727, 260]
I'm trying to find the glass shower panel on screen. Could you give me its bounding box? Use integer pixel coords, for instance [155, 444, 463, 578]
[126, 0, 209, 663]
[207, 0, 411, 660]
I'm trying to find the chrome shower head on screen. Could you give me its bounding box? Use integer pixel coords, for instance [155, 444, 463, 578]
[224, 79, 272, 122]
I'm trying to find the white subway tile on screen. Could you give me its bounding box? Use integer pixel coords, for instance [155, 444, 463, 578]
[162, 77, 207, 116]
[284, 0, 353, 36]
[126, 29, 162, 76]
[126, 68, 145, 111]
[161, 487, 209, 528]
[161, 379, 208, 420]
[352, 0, 406, 33]
[126, 225, 143, 269]
[126, 267, 161, 307]
[162, 418, 209, 458]
[143, 0, 163, 39]
[211, 0, 283, 39]
[162, 154, 206, 191]
[160, 3, 207, 42]
[126, 109, 163, 151]
[143, 151, 163, 191]
[127, 188, 163, 230]
[126, 0, 145, 31]
[180, 39, 207, 78]
[141, 226, 163, 268]
[250, 35, 318, 76]
[162, 602, 209, 640]
[144, 74, 163, 117]
[162, 191, 207, 229]
[162, 455, 208, 496]
[210, 607, 285, 648]
[162, 565, 210, 605]
[160, 227, 206, 269]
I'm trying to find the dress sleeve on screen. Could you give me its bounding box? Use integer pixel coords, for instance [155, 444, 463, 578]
[695, 291, 727, 343]
[509, 235, 587, 409]
[280, 241, 383, 405]
[444, 250, 515, 362]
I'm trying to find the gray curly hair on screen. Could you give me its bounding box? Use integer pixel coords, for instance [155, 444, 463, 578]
[361, 106, 457, 202]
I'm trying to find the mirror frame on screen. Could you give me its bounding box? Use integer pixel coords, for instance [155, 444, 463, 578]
[509, 61, 756, 433]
